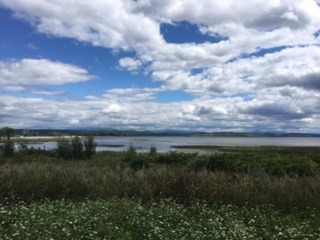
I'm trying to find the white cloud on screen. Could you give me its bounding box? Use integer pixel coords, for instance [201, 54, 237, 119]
[102, 103, 122, 114]
[2, 0, 319, 81]
[1, 0, 320, 131]
[118, 57, 142, 72]
[102, 87, 162, 102]
[0, 0, 164, 51]
[1, 86, 319, 132]
[0, 58, 95, 92]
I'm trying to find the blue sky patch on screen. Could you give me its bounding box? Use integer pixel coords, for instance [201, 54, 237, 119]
[243, 46, 288, 59]
[156, 91, 193, 103]
[161, 20, 224, 44]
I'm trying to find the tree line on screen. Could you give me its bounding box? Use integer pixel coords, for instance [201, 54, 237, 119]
[56, 136, 96, 160]
[0, 127, 96, 159]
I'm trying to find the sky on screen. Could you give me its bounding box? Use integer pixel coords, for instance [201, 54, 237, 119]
[0, 0, 320, 133]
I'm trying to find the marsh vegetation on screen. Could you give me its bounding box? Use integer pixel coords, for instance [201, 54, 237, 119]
[1, 137, 320, 239]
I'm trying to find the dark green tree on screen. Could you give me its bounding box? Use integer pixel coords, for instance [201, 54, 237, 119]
[72, 136, 83, 159]
[84, 135, 96, 159]
[0, 127, 15, 157]
[2, 140, 15, 157]
[125, 143, 137, 161]
[149, 144, 158, 156]
[56, 139, 72, 160]
[22, 129, 29, 137]
[0, 127, 14, 140]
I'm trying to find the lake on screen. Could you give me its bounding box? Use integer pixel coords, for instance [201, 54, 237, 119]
[23, 136, 320, 152]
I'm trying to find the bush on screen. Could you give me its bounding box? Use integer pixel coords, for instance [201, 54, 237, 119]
[84, 136, 96, 159]
[124, 143, 137, 162]
[56, 140, 72, 160]
[188, 157, 208, 171]
[72, 136, 84, 159]
[156, 151, 198, 165]
[1, 140, 15, 157]
[149, 144, 158, 156]
[204, 154, 235, 171]
[16, 145, 57, 159]
[129, 158, 149, 171]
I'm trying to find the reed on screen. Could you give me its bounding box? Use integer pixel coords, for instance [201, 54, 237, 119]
[1, 159, 320, 213]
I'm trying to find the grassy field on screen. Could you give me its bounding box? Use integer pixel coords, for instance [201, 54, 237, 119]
[1, 199, 319, 240]
[0, 144, 320, 239]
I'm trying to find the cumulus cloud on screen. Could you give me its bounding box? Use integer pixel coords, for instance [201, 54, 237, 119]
[1, 0, 320, 131]
[0, 88, 319, 132]
[2, 1, 319, 82]
[118, 57, 143, 72]
[0, 0, 164, 51]
[102, 87, 162, 102]
[0, 58, 95, 93]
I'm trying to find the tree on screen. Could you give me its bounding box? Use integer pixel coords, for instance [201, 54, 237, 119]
[149, 144, 158, 156]
[56, 139, 72, 160]
[22, 129, 29, 137]
[0, 127, 14, 140]
[125, 143, 137, 161]
[84, 135, 96, 159]
[72, 136, 83, 159]
[2, 140, 15, 157]
[0, 127, 15, 157]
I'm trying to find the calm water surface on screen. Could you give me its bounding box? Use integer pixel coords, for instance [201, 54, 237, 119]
[25, 136, 320, 152]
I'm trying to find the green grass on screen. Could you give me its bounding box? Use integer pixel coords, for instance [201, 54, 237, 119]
[0, 199, 319, 240]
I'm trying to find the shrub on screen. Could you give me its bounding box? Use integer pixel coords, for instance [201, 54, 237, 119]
[2, 140, 15, 157]
[84, 136, 96, 159]
[205, 154, 235, 171]
[149, 144, 158, 157]
[16, 145, 57, 160]
[56, 136, 96, 160]
[156, 151, 198, 165]
[56, 139, 72, 160]
[188, 157, 208, 171]
[124, 143, 137, 161]
[129, 158, 149, 171]
[187, 154, 230, 172]
[72, 136, 84, 159]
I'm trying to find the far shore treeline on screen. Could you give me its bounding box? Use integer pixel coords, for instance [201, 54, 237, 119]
[1, 127, 320, 138]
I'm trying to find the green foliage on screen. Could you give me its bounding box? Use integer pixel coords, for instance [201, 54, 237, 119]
[83, 135, 96, 159]
[185, 150, 319, 176]
[156, 151, 198, 164]
[124, 143, 137, 161]
[1, 146, 320, 215]
[1, 140, 15, 157]
[1, 157, 320, 213]
[1, 199, 320, 240]
[16, 145, 57, 160]
[56, 139, 72, 160]
[0, 127, 14, 140]
[129, 158, 149, 171]
[56, 136, 96, 160]
[149, 144, 158, 156]
[71, 136, 84, 159]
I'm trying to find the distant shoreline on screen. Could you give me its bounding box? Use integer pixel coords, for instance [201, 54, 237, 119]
[0, 136, 74, 143]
